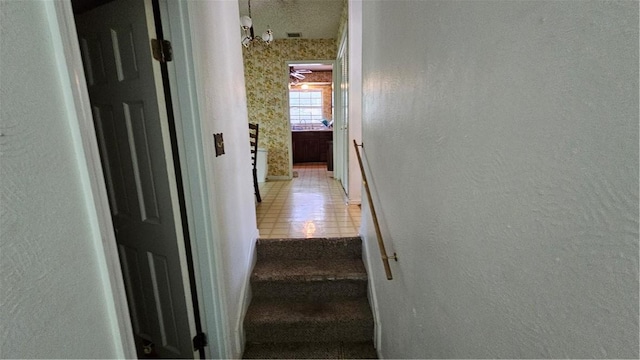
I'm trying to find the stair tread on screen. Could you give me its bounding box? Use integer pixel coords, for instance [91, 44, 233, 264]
[246, 237, 374, 347]
[245, 298, 373, 325]
[257, 237, 362, 260]
[243, 341, 378, 359]
[252, 258, 367, 282]
[258, 237, 361, 243]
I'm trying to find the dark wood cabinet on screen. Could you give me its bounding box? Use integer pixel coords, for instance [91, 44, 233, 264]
[292, 130, 333, 163]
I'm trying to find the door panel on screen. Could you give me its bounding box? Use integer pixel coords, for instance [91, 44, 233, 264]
[93, 104, 133, 217]
[122, 101, 161, 223]
[110, 25, 140, 81]
[118, 244, 153, 339]
[76, 0, 194, 357]
[79, 34, 108, 86]
[147, 253, 181, 352]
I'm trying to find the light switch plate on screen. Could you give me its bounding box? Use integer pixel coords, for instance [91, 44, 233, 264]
[214, 133, 225, 157]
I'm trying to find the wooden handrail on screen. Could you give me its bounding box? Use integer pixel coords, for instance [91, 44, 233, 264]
[353, 140, 397, 280]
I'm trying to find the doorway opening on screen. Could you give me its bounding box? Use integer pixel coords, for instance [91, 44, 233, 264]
[253, 60, 360, 239]
[288, 61, 334, 170]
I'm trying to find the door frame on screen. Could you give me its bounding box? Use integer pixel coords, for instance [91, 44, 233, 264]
[335, 0, 363, 205]
[285, 59, 336, 178]
[335, 29, 348, 193]
[49, 1, 229, 358]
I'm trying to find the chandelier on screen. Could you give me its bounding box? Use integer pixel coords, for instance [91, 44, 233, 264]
[240, 0, 273, 47]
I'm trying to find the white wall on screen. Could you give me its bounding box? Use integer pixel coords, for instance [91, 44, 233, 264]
[360, 1, 638, 358]
[0, 1, 121, 358]
[347, 0, 362, 204]
[188, 0, 259, 357]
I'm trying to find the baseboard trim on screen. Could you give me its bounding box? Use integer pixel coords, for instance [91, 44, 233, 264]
[266, 175, 291, 181]
[234, 228, 259, 357]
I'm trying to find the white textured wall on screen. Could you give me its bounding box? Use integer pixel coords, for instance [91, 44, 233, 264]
[347, 0, 362, 204]
[360, 1, 638, 358]
[188, 0, 259, 357]
[0, 1, 119, 358]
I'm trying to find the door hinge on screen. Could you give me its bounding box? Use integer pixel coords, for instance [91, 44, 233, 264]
[151, 39, 173, 63]
[193, 332, 207, 351]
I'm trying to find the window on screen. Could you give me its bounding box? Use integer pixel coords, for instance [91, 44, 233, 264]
[290, 90, 323, 130]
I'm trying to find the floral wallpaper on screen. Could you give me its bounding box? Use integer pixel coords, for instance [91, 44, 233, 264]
[243, 39, 337, 178]
[320, 84, 333, 120]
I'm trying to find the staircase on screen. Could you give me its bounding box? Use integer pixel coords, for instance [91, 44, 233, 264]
[243, 237, 377, 359]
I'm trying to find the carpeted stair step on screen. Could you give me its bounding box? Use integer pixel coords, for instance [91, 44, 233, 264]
[251, 258, 368, 301]
[244, 298, 374, 343]
[243, 341, 378, 359]
[257, 237, 362, 260]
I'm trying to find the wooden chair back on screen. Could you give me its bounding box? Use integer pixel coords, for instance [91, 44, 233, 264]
[249, 123, 261, 202]
[249, 123, 259, 169]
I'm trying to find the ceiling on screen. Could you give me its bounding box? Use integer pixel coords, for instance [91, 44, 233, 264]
[238, 0, 344, 40]
[72, 0, 344, 40]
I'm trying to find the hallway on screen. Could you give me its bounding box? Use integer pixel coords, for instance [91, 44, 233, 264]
[256, 163, 361, 239]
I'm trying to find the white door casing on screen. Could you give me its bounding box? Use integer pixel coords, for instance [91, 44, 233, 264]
[285, 59, 336, 178]
[337, 31, 349, 194]
[333, 40, 343, 184]
[346, 0, 363, 204]
[76, 0, 196, 357]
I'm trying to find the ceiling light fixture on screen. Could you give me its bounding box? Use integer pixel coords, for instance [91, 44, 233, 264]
[240, 0, 273, 47]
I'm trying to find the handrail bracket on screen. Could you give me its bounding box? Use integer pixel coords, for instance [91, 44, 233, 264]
[384, 253, 398, 262]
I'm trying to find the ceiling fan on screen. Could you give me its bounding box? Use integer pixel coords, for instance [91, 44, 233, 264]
[289, 67, 312, 81]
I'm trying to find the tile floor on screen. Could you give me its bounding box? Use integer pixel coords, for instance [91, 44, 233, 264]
[256, 163, 361, 239]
